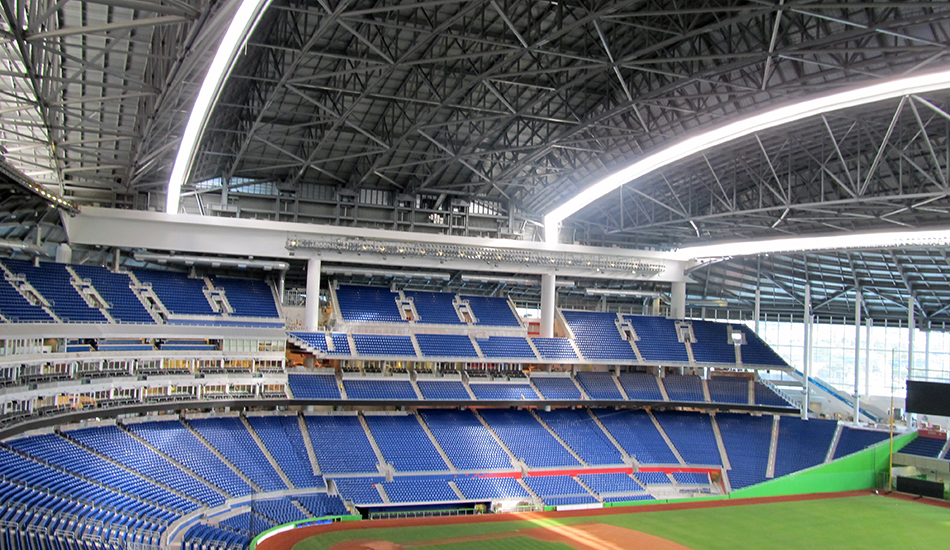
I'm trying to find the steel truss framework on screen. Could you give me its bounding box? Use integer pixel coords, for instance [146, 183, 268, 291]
[4, 0, 950, 325]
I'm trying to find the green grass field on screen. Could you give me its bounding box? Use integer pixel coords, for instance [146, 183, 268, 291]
[291, 495, 950, 550]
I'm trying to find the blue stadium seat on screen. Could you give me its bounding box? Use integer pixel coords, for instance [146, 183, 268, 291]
[403, 290, 463, 324]
[562, 310, 638, 361]
[336, 285, 405, 323]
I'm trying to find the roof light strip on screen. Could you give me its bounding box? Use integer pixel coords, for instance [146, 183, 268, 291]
[543, 68, 950, 243]
[166, 0, 273, 214]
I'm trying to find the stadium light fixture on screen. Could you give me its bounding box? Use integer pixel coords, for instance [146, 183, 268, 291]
[672, 227, 950, 261]
[543, 67, 950, 243]
[165, 0, 273, 214]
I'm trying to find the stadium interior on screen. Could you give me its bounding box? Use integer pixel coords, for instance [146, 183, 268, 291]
[3, 2, 950, 550]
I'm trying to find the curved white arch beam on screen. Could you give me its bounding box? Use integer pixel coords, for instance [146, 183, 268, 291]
[166, 0, 274, 214]
[671, 227, 950, 263]
[543, 68, 950, 243]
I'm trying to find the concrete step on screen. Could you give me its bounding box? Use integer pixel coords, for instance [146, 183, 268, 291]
[297, 414, 322, 476]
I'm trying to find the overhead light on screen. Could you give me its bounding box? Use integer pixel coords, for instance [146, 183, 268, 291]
[585, 288, 661, 298]
[688, 299, 729, 307]
[133, 252, 287, 270]
[673, 227, 950, 261]
[166, 0, 274, 214]
[287, 237, 666, 277]
[322, 267, 450, 280]
[544, 67, 950, 243]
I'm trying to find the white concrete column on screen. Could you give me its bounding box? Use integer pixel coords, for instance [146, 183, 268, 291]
[540, 272, 556, 338]
[854, 290, 862, 422]
[55, 243, 72, 264]
[908, 292, 915, 381]
[754, 288, 761, 334]
[803, 283, 812, 420]
[305, 258, 321, 331]
[671, 281, 686, 319]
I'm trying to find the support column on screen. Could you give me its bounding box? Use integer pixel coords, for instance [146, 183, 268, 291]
[305, 258, 321, 331]
[854, 290, 862, 422]
[908, 292, 915, 382]
[278, 271, 286, 307]
[803, 284, 812, 420]
[540, 272, 556, 338]
[55, 243, 72, 264]
[671, 281, 686, 319]
[754, 288, 761, 334]
[865, 318, 871, 397]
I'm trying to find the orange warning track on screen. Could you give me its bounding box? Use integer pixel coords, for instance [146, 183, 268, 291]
[257, 490, 873, 550]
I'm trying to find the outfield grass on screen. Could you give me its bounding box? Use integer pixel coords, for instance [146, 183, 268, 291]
[292, 495, 950, 550]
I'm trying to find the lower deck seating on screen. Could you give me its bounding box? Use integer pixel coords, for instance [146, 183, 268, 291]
[895, 435, 945, 458]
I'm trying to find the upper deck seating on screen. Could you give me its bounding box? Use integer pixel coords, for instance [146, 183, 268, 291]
[459, 295, 521, 326]
[562, 310, 637, 361]
[210, 276, 279, 317]
[4, 259, 107, 322]
[71, 264, 154, 323]
[336, 285, 404, 323]
[132, 268, 215, 315]
[734, 325, 789, 366]
[416, 333, 478, 358]
[476, 335, 538, 359]
[531, 337, 578, 360]
[689, 320, 739, 364]
[624, 315, 689, 362]
[0, 275, 55, 322]
[403, 290, 462, 324]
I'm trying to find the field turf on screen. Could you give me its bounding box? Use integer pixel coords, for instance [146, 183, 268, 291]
[290, 494, 949, 550]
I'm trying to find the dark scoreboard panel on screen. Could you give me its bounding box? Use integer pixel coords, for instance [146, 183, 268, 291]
[906, 380, 950, 417]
